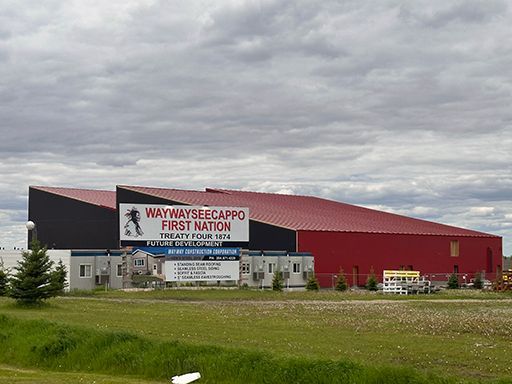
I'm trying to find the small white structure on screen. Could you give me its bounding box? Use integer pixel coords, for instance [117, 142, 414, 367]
[239, 251, 314, 290]
[0, 249, 125, 291]
[171, 372, 201, 384]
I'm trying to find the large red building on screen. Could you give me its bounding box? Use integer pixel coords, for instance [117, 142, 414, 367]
[28, 185, 502, 286]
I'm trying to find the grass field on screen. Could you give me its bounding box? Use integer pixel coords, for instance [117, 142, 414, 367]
[1, 289, 512, 383]
[0, 365, 165, 384]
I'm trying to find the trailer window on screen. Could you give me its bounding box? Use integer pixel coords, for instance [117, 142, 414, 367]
[79, 264, 92, 278]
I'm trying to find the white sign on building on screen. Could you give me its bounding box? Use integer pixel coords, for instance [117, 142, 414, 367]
[119, 204, 249, 247]
[165, 247, 240, 282]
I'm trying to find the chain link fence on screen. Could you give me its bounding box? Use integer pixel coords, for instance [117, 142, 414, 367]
[315, 271, 494, 290]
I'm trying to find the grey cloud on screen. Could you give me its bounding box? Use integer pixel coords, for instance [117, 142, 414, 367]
[1, 0, 511, 254]
[200, 1, 294, 44]
[437, 178, 512, 203]
[0, 195, 27, 212]
[199, 1, 350, 61]
[400, 1, 508, 28]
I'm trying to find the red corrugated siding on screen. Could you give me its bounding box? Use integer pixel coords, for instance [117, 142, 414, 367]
[120, 185, 497, 237]
[298, 231, 503, 287]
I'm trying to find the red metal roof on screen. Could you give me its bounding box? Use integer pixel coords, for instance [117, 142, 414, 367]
[118, 185, 498, 238]
[31, 186, 116, 210]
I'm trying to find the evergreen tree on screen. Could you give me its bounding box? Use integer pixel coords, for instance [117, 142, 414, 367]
[334, 268, 348, 291]
[50, 259, 68, 295]
[9, 240, 56, 304]
[472, 272, 483, 289]
[447, 273, 459, 289]
[305, 273, 320, 291]
[365, 268, 378, 291]
[272, 270, 284, 291]
[0, 264, 8, 296]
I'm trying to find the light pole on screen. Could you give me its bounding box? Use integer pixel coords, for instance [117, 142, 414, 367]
[26, 220, 37, 245]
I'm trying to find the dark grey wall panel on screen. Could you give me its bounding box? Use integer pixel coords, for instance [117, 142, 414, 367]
[247, 220, 296, 252]
[28, 188, 117, 250]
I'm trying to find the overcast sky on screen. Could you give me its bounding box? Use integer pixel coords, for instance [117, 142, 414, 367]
[1, 0, 511, 255]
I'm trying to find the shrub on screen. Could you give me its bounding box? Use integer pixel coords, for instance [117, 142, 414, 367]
[447, 273, 459, 289]
[272, 271, 284, 291]
[0, 269, 7, 296]
[0, 258, 8, 297]
[335, 268, 348, 291]
[366, 268, 378, 291]
[305, 273, 320, 291]
[472, 272, 483, 289]
[50, 259, 68, 295]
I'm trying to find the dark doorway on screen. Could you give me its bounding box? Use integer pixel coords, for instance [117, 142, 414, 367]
[352, 265, 359, 287]
[486, 248, 493, 273]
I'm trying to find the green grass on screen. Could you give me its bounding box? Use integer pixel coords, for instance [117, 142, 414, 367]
[70, 286, 512, 301]
[1, 290, 512, 382]
[0, 314, 462, 384]
[0, 364, 165, 384]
